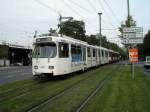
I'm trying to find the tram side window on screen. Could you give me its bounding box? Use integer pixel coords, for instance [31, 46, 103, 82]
[103, 50, 105, 57]
[77, 46, 82, 61]
[71, 45, 76, 62]
[59, 42, 69, 58]
[83, 47, 86, 61]
[99, 50, 101, 57]
[101, 50, 104, 57]
[105, 51, 108, 57]
[93, 49, 96, 57]
[96, 49, 98, 58]
[87, 47, 91, 57]
[71, 45, 82, 62]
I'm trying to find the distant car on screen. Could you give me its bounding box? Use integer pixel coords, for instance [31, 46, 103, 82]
[13, 63, 23, 66]
[144, 56, 150, 68]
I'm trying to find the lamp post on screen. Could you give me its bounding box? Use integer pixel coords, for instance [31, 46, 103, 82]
[98, 13, 102, 46]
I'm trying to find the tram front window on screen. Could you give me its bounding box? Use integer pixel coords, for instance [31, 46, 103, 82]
[33, 43, 57, 58]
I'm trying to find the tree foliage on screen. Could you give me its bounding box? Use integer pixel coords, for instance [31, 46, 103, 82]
[119, 16, 136, 38]
[138, 30, 150, 59]
[59, 20, 86, 41]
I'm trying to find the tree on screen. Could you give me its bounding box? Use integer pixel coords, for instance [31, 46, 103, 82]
[86, 34, 108, 47]
[119, 16, 136, 38]
[59, 20, 86, 41]
[86, 35, 99, 45]
[138, 30, 150, 59]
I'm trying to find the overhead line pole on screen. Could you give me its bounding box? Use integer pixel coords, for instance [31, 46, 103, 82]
[98, 13, 102, 47]
[127, 0, 130, 27]
[127, 0, 135, 80]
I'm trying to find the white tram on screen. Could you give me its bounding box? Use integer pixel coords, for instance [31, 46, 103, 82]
[32, 35, 119, 77]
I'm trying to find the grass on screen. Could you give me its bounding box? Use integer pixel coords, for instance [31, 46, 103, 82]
[81, 65, 150, 112]
[35, 65, 117, 112]
[1, 63, 150, 112]
[0, 64, 114, 112]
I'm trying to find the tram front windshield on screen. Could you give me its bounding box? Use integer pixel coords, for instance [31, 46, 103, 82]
[33, 42, 57, 58]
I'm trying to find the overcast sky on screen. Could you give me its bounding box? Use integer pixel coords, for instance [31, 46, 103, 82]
[0, 0, 149, 46]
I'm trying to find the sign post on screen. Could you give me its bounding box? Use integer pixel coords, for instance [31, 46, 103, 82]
[121, 27, 143, 80]
[128, 48, 138, 80]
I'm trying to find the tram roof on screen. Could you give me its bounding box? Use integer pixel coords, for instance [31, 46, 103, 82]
[35, 35, 119, 54]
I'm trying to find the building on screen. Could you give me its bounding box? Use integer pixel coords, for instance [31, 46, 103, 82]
[0, 41, 32, 66]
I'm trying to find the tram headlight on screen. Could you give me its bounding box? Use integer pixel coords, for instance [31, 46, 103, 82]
[49, 66, 54, 69]
[34, 66, 38, 69]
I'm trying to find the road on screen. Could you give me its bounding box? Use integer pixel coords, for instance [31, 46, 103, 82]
[137, 61, 150, 76]
[117, 61, 150, 76]
[0, 66, 32, 84]
[0, 61, 149, 85]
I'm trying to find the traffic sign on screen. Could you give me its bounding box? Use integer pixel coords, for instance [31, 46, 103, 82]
[123, 27, 143, 33]
[122, 38, 143, 44]
[123, 33, 136, 38]
[128, 48, 138, 62]
[123, 33, 143, 38]
[122, 27, 143, 45]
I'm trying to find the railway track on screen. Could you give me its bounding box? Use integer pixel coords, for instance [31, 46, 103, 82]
[0, 67, 101, 103]
[0, 80, 40, 101]
[0, 81, 52, 102]
[25, 67, 109, 111]
[0, 79, 37, 94]
[75, 65, 120, 112]
[25, 65, 118, 112]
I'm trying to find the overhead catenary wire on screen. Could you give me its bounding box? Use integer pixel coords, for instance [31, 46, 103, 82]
[102, 0, 120, 23]
[97, 0, 118, 25]
[34, 0, 119, 36]
[86, 0, 117, 29]
[35, 0, 117, 30]
[34, 0, 59, 14]
[61, 0, 84, 18]
[67, 0, 94, 14]
[87, 0, 98, 13]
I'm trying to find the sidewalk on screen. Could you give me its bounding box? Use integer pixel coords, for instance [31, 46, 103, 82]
[0, 66, 31, 71]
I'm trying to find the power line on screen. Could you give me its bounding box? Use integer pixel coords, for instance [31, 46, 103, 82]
[61, 0, 84, 18]
[34, 0, 59, 14]
[87, 0, 98, 13]
[103, 0, 120, 23]
[101, 18, 117, 29]
[102, 28, 118, 30]
[68, 0, 94, 14]
[34, 0, 118, 35]
[86, 0, 117, 29]
[61, 0, 118, 30]
[97, 0, 117, 25]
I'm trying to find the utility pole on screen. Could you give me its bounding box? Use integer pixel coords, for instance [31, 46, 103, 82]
[127, 0, 130, 27]
[127, 0, 135, 80]
[98, 13, 102, 47]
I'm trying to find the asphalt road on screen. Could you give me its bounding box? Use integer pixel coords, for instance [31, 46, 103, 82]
[0, 66, 32, 84]
[0, 61, 150, 85]
[136, 61, 150, 76]
[115, 61, 150, 76]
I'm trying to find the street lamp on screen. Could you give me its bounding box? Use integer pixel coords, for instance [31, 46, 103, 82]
[98, 13, 102, 46]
